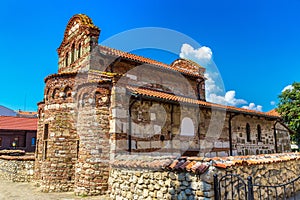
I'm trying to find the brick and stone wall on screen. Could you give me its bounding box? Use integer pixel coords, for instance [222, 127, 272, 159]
[109, 153, 300, 199]
[74, 83, 111, 196]
[111, 95, 291, 158]
[0, 155, 34, 182]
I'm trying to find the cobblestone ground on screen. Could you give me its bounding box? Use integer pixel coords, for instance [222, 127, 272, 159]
[0, 180, 110, 200]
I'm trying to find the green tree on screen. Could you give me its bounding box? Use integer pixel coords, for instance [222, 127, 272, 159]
[277, 82, 300, 144]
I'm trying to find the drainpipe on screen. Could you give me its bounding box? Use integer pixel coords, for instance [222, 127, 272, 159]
[170, 104, 174, 154]
[196, 79, 205, 101]
[128, 94, 139, 154]
[197, 105, 201, 156]
[228, 113, 239, 156]
[273, 120, 279, 153]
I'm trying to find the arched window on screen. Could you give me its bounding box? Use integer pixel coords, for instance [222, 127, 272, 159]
[71, 43, 75, 63]
[94, 91, 101, 106]
[246, 123, 251, 142]
[78, 43, 81, 58]
[52, 88, 60, 99]
[64, 86, 72, 99]
[257, 124, 262, 142]
[65, 52, 69, 67]
[82, 93, 89, 107]
[180, 117, 195, 136]
[45, 88, 50, 101]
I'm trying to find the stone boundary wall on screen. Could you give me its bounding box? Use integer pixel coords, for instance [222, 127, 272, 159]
[0, 155, 35, 182]
[109, 153, 300, 200]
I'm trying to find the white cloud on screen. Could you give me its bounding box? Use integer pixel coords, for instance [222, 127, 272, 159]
[179, 43, 212, 65]
[242, 103, 263, 112]
[208, 90, 247, 106]
[282, 85, 293, 92]
[270, 101, 276, 106]
[204, 72, 222, 95]
[179, 43, 262, 111]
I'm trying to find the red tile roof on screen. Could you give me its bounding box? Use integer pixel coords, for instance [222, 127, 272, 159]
[99, 46, 203, 78]
[210, 152, 300, 169]
[17, 111, 38, 116]
[266, 109, 280, 117]
[165, 153, 300, 172]
[0, 116, 37, 131]
[127, 86, 280, 118]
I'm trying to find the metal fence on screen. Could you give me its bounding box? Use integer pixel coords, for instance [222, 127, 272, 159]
[214, 173, 300, 200]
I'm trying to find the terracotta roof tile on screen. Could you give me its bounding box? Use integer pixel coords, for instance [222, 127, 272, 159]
[174, 159, 187, 170]
[99, 46, 203, 78]
[213, 163, 229, 169]
[179, 160, 191, 170]
[0, 116, 37, 131]
[266, 109, 280, 117]
[127, 86, 280, 118]
[168, 160, 178, 169]
[185, 161, 197, 171]
[210, 152, 300, 168]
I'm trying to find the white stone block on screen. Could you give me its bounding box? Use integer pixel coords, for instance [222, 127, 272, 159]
[222, 141, 230, 148]
[172, 140, 181, 149]
[232, 150, 238, 156]
[151, 141, 161, 149]
[154, 125, 161, 134]
[210, 152, 217, 157]
[214, 141, 223, 148]
[217, 151, 228, 157]
[137, 141, 150, 149]
[150, 113, 156, 120]
[126, 74, 137, 80]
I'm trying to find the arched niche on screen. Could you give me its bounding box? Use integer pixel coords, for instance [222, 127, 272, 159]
[180, 117, 195, 136]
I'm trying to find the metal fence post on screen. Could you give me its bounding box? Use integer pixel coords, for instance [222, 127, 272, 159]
[214, 174, 219, 200]
[247, 176, 254, 200]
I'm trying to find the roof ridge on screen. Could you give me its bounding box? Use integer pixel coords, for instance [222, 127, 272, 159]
[98, 45, 202, 78]
[99, 45, 169, 67]
[127, 86, 279, 118]
[0, 115, 37, 119]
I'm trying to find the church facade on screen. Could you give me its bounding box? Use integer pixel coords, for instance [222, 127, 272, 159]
[34, 14, 292, 195]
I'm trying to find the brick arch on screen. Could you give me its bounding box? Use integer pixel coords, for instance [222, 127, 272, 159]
[63, 85, 73, 100]
[76, 87, 95, 108]
[57, 14, 100, 55]
[51, 87, 61, 100]
[94, 88, 110, 107]
[45, 87, 51, 101]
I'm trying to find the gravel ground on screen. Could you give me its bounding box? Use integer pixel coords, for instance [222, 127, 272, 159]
[0, 180, 110, 200]
[1, 180, 300, 200]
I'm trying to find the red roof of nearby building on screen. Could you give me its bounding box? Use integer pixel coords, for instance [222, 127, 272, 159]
[0, 116, 37, 131]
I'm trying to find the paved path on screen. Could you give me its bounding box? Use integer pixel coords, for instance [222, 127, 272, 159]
[0, 180, 110, 200]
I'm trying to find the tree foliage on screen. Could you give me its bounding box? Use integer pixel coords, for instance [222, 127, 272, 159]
[277, 82, 300, 144]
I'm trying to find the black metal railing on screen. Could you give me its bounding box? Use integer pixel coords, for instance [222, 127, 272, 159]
[214, 173, 249, 200]
[214, 173, 300, 200]
[252, 175, 300, 200]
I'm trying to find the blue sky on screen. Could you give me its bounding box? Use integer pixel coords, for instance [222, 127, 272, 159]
[0, 0, 299, 112]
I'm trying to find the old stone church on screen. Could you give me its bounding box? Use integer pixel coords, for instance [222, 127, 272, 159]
[35, 14, 292, 195]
